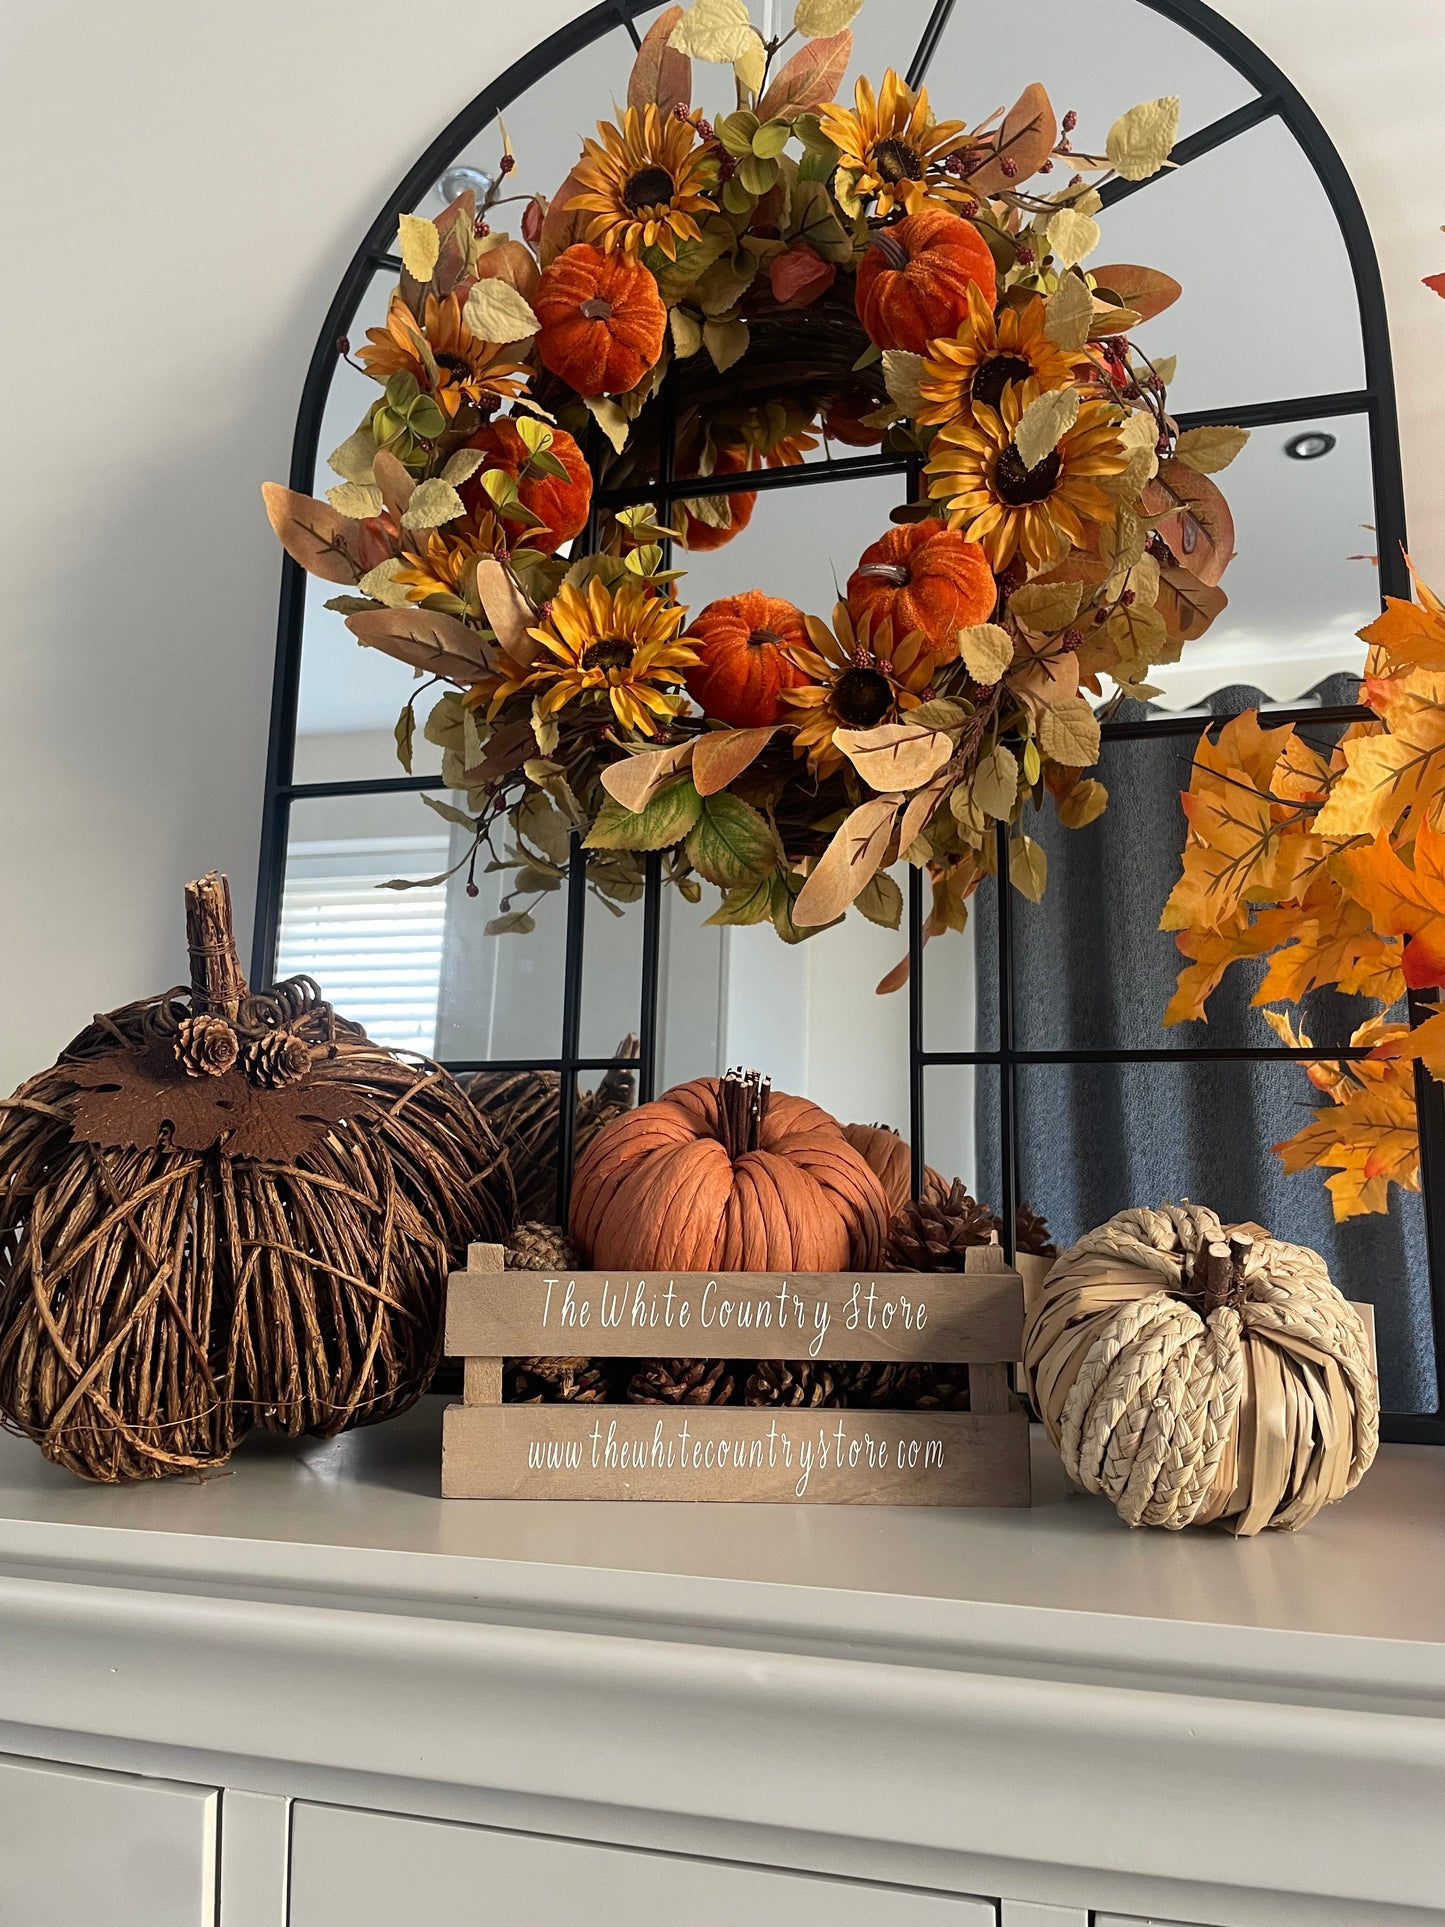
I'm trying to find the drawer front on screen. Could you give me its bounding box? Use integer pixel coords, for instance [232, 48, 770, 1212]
[289, 1803, 996, 1927]
[0, 1753, 216, 1927]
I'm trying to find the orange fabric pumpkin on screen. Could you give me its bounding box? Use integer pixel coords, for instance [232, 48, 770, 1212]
[685, 590, 812, 728]
[569, 1072, 891, 1271]
[534, 243, 667, 397]
[854, 210, 998, 354]
[846, 520, 997, 656]
[675, 445, 757, 552]
[459, 418, 592, 553]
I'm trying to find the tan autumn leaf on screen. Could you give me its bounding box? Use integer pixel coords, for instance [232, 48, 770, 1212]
[692, 725, 778, 795]
[733, 30, 766, 94]
[370, 448, 415, 518]
[973, 745, 1019, 820]
[957, 622, 1014, 684]
[792, 795, 901, 926]
[327, 427, 379, 485]
[461, 278, 539, 344]
[400, 478, 467, 530]
[1014, 385, 1080, 472]
[475, 557, 538, 659]
[1106, 96, 1179, 181]
[397, 213, 441, 282]
[1044, 272, 1093, 351]
[1038, 696, 1101, 767]
[601, 739, 697, 813]
[1088, 264, 1182, 323]
[357, 559, 412, 608]
[582, 394, 631, 453]
[967, 83, 1057, 196]
[1157, 567, 1228, 645]
[1008, 834, 1048, 902]
[441, 447, 488, 487]
[261, 483, 365, 586]
[1045, 209, 1100, 271]
[755, 28, 851, 122]
[703, 315, 749, 372]
[1057, 775, 1108, 829]
[347, 606, 493, 683]
[326, 482, 384, 520]
[882, 348, 926, 417]
[1174, 424, 1250, 475]
[669, 0, 755, 64]
[1009, 580, 1084, 633]
[1145, 458, 1236, 587]
[669, 306, 702, 358]
[628, 5, 690, 114]
[833, 722, 954, 792]
[897, 775, 951, 852]
[793, 0, 863, 33]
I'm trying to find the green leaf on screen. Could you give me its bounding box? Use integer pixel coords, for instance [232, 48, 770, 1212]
[394, 704, 415, 773]
[855, 870, 904, 929]
[751, 118, 792, 159]
[704, 876, 773, 926]
[421, 794, 479, 831]
[584, 775, 703, 852]
[684, 793, 781, 887]
[770, 871, 838, 943]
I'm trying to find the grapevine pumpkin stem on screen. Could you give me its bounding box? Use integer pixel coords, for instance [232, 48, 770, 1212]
[1190, 1231, 1253, 1315]
[184, 873, 248, 1020]
[719, 1067, 772, 1159]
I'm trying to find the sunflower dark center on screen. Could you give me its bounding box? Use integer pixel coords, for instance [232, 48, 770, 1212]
[581, 637, 635, 672]
[970, 354, 1035, 411]
[994, 443, 1062, 506]
[831, 666, 894, 728]
[434, 352, 472, 379]
[872, 137, 923, 184]
[623, 165, 676, 212]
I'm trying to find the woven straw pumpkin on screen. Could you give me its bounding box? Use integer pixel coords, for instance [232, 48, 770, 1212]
[570, 1070, 890, 1270]
[1021, 1203, 1379, 1534]
[0, 875, 512, 1482]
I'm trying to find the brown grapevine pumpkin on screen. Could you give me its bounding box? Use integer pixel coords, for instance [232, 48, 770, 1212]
[534, 242, 667, 397]
[459, 417, 592, 553]
[685, 591, 812, 728]
[855, 210, 998, 354]
[569, 1071, 891, 1271]
[846, 520, 997, 656]
[675, 444, 757, 551]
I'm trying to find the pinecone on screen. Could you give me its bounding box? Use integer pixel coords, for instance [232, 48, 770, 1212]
[744, 1360, 843, 1408]
[243, 1029, 313, 1089]
[505, 1222, 582, 1271]
[505, 1356, 610, 1402]
[174, 1013, 239, 1079]
[886, 1180, 1002, 1271]
[837, 1361, 930, 1409]
[1015, 1201, 1057, 1258]
[625, 1358, 735, 1405]
[911, 1366, 970, 1411]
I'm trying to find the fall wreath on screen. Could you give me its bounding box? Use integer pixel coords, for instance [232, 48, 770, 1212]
[266, 0, 1245, 978]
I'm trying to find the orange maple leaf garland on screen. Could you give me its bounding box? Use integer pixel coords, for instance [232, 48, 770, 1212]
[1162, 569, 1445, 1219]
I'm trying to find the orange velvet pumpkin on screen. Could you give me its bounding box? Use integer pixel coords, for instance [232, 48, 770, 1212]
[569, 1072, 892, 1271]
[459, 418, 592, 553]
[534, 243, 667, 397]
[846, 520, 997, 656]
[854, 210, 998, 354]
[685, 590, 812, 728]
[675, 445, 757, 552]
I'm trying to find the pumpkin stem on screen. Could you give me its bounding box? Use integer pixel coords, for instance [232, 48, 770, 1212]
[868, 226, 909, 272]
[719, 1066, 772, 1159]
[1192, 1233, 1251, 1315]
[579, 297, 614, 320]
[855, 563, 911, 586]
[185, 873, 248, 1020]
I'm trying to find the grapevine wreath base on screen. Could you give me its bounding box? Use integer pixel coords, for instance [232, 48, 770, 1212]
[266, 0, 1244, 986]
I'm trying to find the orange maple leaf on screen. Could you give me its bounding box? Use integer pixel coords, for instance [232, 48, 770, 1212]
[1343, 818, 1445, 988]
[1358, 590, 1445, 675]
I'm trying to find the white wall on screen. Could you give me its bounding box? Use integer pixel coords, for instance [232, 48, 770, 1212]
[2, 0, 1444, 1096]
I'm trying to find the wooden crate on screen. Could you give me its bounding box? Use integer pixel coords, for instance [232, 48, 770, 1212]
[442, 1244, 1030, 1505]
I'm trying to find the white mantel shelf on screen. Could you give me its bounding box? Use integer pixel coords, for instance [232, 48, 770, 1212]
[1, 1400, 1443, 1927]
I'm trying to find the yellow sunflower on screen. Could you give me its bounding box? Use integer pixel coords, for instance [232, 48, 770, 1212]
[358, 291, 529, 418]
[524, 576, 699, 737]
[568, 105, 716, 260]
[818, 70, 968, 219]
[917, 284, 1088, 427]
[925, 380, 1129, 573]
[394, 510, 507, 613]
[782, 603, 935, 776]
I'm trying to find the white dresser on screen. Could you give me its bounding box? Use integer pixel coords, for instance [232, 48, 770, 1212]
[0, 1400, 1441, 1927]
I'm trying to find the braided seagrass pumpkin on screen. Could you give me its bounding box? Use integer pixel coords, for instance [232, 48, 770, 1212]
[0, 875, 512, 1482]
[1021, 1203, 1379, 1534]
[570, 1069, 890, 1271]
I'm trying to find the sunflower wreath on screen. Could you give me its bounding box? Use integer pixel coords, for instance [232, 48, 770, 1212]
[265, 0, 1246, 980]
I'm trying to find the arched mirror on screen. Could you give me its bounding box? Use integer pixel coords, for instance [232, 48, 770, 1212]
[255, 0, 1443, 1435]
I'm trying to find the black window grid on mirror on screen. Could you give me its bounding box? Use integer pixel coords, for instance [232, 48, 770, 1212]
[253, 0, 1445, 1440]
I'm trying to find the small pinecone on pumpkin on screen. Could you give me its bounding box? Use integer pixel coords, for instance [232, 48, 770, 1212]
[886, 1180, 1002, 1271]
[505, 1222, 583, 1271]
[1015, 1201, 1057, 1258]
[744, 1360, 844, 1408]
[626, 1358, 735, 1405]
[174, 1013, 239, 1079]
[505, 1356, 611, 1402]
[243, 1029, 313, 1089]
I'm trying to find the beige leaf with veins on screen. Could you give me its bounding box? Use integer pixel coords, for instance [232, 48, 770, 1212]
[833, 722, 954, 792]
[1038, 695, 1102, 767]
[475, 558, 538, 660]
[882, 349, 926, 418]
[1045, 209, 1100, 270]
[958, 622, 1014, 684]
[601, 740, 697, 814]
[397, 214, 441, 282]
[973, 745, 1019, 819]
[461, 279, 539, 344]
[793, 795, 902, 926]
[1015, 385, 1080, 472]
[897, 776, 951, 853]
[692, 726, 778, 795]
